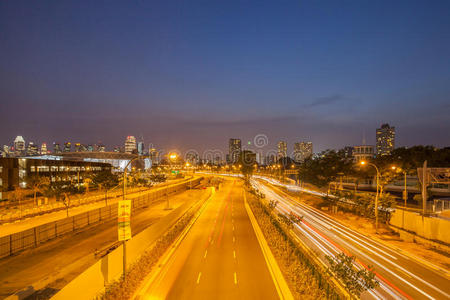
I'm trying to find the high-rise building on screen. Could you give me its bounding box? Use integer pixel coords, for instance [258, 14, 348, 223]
[124, 136, 137, 154]
[149, 148, 159, 163]
[277, 141, 287, 159]
[293, 142, 313, 163]
[342, 146, 353, 158]
[40, 143, 48, 155]
[53, 142, 62, 154]
[229, 138, 241, 164]
[137, 141, 144, 155]
[14, 136, 25, 155]
[87, 144, 94, 152]
[74, 143, 82, 152]
[63, 142, 72, 152]
[113, 146, 121, 153]
[353, 145, 374, 162]
[27, 142, 39, 156]
[96, 144, 106, 152]
[376, 123, 395, 156]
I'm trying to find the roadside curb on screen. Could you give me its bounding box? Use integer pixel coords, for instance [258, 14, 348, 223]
[243, 191, 294, 300]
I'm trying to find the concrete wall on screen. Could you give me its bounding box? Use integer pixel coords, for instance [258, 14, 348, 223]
[390, 209, 450, 245]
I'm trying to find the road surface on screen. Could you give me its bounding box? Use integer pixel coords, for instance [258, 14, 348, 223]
[0, 188, 209, 299]
[137, 179, 280, 299]
[253, 177, 450, 300]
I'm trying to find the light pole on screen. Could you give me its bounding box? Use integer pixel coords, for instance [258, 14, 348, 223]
[360, 161, 380, 233]
[392, 166, 408, 228]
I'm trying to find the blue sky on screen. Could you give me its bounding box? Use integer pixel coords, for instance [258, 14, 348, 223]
[1, 0, 449, 153]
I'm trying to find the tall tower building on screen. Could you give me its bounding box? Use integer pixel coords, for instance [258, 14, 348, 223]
[277, 141, 287, 159]
[293, 142, 313, 162]
[376, 123, 395, 156]
[27, 142, 39, 156]
[14, 136, 25, 154]
[63, 142, 72, 152]
[53, 142, 62, 154]
[137, 141, 144, 155]
[125, 136, 137, 154]
[40, 143, 48, 155]
[229, 138, 242, 164]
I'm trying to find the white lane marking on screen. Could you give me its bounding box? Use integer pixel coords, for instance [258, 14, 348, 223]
[234, 272, 238, 284]
[204, 250, 208, 258]
[197, 272, 202, 284]
[233, 250, 236, 259]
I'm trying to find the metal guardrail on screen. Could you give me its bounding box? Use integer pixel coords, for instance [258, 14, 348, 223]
[0, 177, 202, 259]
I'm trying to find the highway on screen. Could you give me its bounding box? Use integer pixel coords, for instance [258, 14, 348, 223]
[137, 179, 280, 299]
[0, 188, 209, 299]
[252, 176, 450, 300]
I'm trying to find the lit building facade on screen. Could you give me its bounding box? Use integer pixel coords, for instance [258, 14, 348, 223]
[63, 142, 72, 152]
[27, 142, 39, 156]
[293, 142, 313, 162]
[277, 141, 287, 159]
[353, 145, 374, 162]
[0, 157, 111, 199]
[14, 136, 25, 155]
[229, 138, 241, 164]
[40, 143, 48, 155]
[376, 123, 395, 156]
[124, 136, 137, 154]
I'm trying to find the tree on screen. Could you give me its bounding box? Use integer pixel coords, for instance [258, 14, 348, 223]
[47, 182, 72, 217]
[326, 252, 379, 297]
[299, 150, 354, 194]
[92, 171, 119, 206]
[25, 175, 50, 206]
[236, 150, 256, 181]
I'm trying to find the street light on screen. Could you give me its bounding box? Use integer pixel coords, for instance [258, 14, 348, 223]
[392, 166, 408, 228]
[360, 160, 380, 233]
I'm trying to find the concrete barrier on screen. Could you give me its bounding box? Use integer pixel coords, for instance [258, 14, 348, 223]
[390, 209, 450, 245]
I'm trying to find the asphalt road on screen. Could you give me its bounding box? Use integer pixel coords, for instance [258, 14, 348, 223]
[253, 177, 450, 300]
[139, 179, 279, 300]
[0, 188, 208, 299]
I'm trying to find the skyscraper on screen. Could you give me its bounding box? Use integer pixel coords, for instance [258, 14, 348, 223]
[293, 142, 313, 162]
[53, 142, 62, 154]
[27, 142, 39, 156]
[376, 123, 395, 156]
[125, 136, 137, 154]
[137, 141, 144, 155]
[229, 138, 241, 164]
[14, 136, 25, 155]
[63, 142, 72, 152]
[40, 143, 47, 155]
[277, 141, 287, 159]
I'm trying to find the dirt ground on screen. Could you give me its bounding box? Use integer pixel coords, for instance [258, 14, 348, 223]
[277, 186, 450, 272]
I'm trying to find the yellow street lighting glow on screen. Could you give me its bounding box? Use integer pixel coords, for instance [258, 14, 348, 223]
[360, 161, 366, 165]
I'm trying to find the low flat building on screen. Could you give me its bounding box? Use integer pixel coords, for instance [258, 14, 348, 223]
[0, 157, 111, 200]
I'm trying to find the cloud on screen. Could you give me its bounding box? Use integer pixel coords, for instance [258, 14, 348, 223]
[306, 94, 347, 108]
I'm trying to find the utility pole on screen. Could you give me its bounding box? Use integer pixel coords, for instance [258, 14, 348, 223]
[422, 160, 427, 215]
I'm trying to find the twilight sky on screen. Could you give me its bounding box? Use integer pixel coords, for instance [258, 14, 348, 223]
[1, 0, 449, 155]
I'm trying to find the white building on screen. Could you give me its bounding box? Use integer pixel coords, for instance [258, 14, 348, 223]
[353, 145, 374, 162]
[14, 136, 25, 154]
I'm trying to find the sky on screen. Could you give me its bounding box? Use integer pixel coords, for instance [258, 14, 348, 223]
[1, 0, 449, 155]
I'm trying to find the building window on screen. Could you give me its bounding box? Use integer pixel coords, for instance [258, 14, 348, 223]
[30, 166, 35, 172]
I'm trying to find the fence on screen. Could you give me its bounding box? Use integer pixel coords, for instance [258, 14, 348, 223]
[0, 177, 202, 259]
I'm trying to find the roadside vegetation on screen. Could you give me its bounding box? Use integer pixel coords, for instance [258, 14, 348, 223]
[100, 206, 199, 300]
[246, 186, 337, 299]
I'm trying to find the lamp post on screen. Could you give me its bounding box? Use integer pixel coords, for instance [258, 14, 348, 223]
[360, 161, 380, 233]
[392, 166, 408, 228]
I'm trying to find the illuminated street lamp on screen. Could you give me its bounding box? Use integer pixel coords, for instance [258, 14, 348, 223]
[360, 160, 380, 233]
